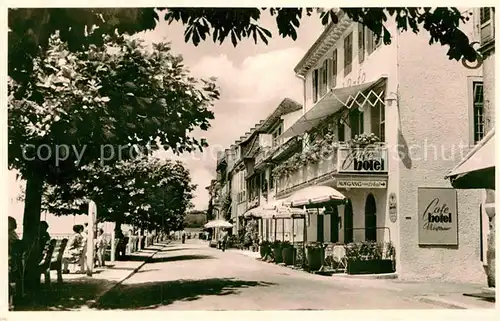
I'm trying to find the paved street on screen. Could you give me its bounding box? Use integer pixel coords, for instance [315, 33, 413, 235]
[94, 241, 444, 310]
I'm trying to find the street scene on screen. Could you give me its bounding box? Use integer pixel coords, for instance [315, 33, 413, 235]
[7, 7, 496, 312]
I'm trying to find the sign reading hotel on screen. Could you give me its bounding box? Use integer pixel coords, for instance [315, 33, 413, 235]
[337, 180, 387, 189]
[337, 147, 388, 173]
[417, 187, 458, 246]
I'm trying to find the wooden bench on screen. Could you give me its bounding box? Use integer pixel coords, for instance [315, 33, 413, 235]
[40, 238, 68, 285]
[38, 239, 57, 285]
[9, 239, 25, 309]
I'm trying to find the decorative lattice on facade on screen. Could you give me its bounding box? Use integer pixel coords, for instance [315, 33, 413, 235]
[344, 88, 386, 112]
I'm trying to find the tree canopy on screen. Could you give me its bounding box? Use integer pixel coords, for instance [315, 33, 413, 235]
[42, 156, 195, 232]
[9, 7, 482, 84]
[8, 24, 219, 267]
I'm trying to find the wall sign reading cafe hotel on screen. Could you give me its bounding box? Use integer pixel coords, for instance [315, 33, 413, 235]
[337, 146, 388, 174]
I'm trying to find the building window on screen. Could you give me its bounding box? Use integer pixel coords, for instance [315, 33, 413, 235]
[337, 117, 345, 141]
[331, 49, 338, 88]
[358, 23, 365, 63]
[319, 60, 328, 97]
[349, 108, 364, 138]
[366, 28, 381, 55]
[272, 122, 283, 147]
[269, 166, 274, 190]
[344, 32, 353, 76]
[371, 100, 385, 142]
[312, 69, 319, 103]
[480, 7, 495, 44]
[473, 81, 485, 144]
[238, 170, 246, 203]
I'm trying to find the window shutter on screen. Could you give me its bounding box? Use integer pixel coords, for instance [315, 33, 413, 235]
[344, 33, 353, 76]
[325, 59, 330, 91]
[313, 69, 319, 103]
[358, 23, 365, 63]
[327, 58, 333, 90]
[366, 28, 373, 54]
[480, 8, 494, 44]
[332, 49, 338, 88]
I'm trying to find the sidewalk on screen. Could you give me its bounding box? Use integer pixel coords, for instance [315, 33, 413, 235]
[229, 248, 495, 309]
[227, 248, 261, 259]
[389, 280, 495, 309]
[13, 242, 169, 311]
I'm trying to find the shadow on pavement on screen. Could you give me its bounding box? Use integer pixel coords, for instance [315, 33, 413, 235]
[13, 277, 118, 311]
[122, 254, 215, 263]
[162, 248, 191, 252]
[95, 278, 276, 310]
[148, 254, 216, 263]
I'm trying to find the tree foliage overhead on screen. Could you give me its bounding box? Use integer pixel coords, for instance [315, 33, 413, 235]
[9, 7, 482, 83]
[43, 156, 195, 232]
[9, 31, 218, 183]
[165, 7, 479, 62]
[8, 26, 219, 260]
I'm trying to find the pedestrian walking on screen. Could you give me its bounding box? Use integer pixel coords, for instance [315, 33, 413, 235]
[220, 229, 228, 252]
[181, 231, 186, 244]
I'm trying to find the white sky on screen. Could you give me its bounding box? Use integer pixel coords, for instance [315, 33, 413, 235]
[8, 11, 324, 234]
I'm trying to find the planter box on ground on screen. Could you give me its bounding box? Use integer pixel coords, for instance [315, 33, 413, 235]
[282, 246, 296, 266]
[306, 247, 323, 271]
[347, 259, 394, 275]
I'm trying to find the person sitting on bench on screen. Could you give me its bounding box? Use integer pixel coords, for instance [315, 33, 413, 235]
[62, 225, 85, 274]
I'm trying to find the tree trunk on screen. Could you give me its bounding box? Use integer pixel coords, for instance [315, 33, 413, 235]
[21, 171, 45, 292]
[114, 219, 122, 238]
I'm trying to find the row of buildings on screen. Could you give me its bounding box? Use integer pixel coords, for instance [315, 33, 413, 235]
[207, 8, 495, 285]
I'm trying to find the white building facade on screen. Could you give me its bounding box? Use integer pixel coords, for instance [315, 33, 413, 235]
[272, 8, 486, 283]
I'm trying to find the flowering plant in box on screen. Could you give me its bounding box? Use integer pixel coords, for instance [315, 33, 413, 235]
[348, 133, 380, 148]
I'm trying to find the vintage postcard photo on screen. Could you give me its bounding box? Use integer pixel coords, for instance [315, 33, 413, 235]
[5, 6, 497, 313]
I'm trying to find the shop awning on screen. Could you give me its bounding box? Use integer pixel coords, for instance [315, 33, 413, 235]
[280, 76, 387, 139]
[260, 205, 307, 219]
[204, 220, 233, 228]
[244, 200, 306, 219]
[445, 129, 495, 189]
[284, 185, 346, 208]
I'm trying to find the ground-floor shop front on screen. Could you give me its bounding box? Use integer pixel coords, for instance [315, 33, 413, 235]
[253, 177, 487, 283]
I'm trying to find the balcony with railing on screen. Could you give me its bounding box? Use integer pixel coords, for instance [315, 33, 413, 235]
[276, 149, 339, 197]
[275, 138, 388, 197]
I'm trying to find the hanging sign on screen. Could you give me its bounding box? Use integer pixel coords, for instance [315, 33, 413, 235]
[418, 187, 458, 246]
[388, 192, 397, 222]
[337, 147, 388, 173]
[337, 180, 387, 189]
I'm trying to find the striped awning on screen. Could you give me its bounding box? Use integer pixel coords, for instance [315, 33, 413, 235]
[280, 77, 387, 139]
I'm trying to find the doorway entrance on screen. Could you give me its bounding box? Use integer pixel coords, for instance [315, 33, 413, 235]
[365, 193, 377, 241]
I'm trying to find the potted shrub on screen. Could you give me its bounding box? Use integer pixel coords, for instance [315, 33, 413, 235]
[281, 241, 295, 266]
[272, 240, 284, 264]
[345, 241, 395, 275]
[259, 240, 271, 258]
[306, 243, 324, 271]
